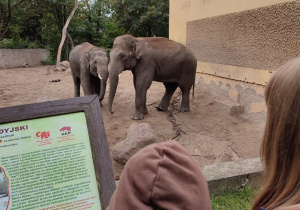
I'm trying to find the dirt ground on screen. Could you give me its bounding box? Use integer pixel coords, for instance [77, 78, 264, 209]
[0, 66, 265, 177]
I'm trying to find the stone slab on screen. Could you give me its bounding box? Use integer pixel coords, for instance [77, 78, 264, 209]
[213, 99, 245, 115]
[201, 157, 263, 195]
[115, 157, 263, 196]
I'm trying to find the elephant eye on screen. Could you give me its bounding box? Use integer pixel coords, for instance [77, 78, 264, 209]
[119, 53, 126, 60]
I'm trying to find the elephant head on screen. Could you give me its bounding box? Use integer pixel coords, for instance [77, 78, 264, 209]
[81, 49, 109, 101]
[108, 35, 143, 114]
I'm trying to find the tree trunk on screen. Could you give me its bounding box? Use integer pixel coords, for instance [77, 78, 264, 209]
[64, 38, 69, 61]
[147, 25, 152, 37]
[55, 0, 78, 70]
[66, 32, 74, 49]
[0, 0, 11, 39]
[0, 0, 25, 39]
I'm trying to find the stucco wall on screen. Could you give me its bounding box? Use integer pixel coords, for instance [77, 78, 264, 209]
[169, 0, 294, 45]
[169, 0, 297, 85]
[187, 1, 300, 70]
[0, 49, 50, 69]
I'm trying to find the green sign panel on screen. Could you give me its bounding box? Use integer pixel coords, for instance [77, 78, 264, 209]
[0, 112, 101, 210]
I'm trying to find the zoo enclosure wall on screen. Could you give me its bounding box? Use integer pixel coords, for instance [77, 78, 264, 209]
[0, 49, 50, 69]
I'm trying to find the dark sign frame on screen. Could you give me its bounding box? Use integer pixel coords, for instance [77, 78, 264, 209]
[0, 95, 116, 209]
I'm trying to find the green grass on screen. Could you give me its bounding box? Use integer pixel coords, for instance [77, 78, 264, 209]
[211, 187, 257, 210]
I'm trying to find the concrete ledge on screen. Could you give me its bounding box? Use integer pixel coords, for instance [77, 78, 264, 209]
[115, 157, 263, 196]
[201, 157, 263, 196]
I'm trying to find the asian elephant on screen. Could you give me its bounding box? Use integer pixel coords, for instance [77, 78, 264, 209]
[108, 35, 197, 120]
[69, 42, 109, 101]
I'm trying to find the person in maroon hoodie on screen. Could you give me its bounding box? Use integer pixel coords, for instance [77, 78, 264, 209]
[106, 140, 211, 210]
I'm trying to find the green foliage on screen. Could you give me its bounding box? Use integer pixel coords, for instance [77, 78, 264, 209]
[0, 0, 169, 61]
[211, 187, 256, 210]
[0, 39, 25, 49]
[98, 21, 125, 48]
[41, 57, 56, 65]
[109, 0, 169, 37]
[0, 38, 42, 49]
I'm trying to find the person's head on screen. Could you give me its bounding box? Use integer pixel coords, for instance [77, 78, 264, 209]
[252, 57, 300, 209]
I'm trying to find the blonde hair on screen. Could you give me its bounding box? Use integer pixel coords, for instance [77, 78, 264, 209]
[252, 57, 300, 209]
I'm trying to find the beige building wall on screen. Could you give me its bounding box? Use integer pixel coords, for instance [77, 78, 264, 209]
[170, 0, 294, 45]
[169, 0, 299, 114]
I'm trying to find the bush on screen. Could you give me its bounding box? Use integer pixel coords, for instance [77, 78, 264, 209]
[0, 39, 27, 49]
[0, 38, 42, 49]
[28, 40, 43, 49]
[41, 57, 56, 65]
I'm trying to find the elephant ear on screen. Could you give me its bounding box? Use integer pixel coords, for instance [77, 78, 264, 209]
[132, 39, 143, 59]
[80, 53, 90, 69]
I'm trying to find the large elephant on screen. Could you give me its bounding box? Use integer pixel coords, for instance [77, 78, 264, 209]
[69, 42, 108, 101]
[108, 35, 197, 120]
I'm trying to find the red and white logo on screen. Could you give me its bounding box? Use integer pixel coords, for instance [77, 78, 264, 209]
[60, 126, 71, 136]
[36, 131, 50, 139]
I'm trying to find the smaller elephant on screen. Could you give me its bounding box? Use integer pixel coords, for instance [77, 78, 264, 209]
[69, 42, 109, 101]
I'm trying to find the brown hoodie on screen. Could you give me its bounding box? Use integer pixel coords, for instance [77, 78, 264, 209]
[106, 140, 212, 210]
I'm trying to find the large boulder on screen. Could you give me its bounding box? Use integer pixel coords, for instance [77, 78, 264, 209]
[53, 61, 70, 71]
[112, 123, 157, 165]
[60, 60, 70, 69]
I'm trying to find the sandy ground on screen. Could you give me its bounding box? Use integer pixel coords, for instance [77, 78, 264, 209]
[0, 66, 265, 177]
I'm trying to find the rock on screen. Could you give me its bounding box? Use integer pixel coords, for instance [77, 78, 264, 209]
[60, 60, 70, 69]
[53, 66, 66, 71]
[112, 123, 157, 165]
[22, 63, 29, 67]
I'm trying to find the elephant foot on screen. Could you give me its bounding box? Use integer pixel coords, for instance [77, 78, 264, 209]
[130, 113, 144, 120]
[156, 105, 168, 111]
[130, 108, 148, 120]
[179, 106, 190, 112]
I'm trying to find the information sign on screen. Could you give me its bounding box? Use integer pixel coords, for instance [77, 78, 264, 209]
[0, 95, 115, 210]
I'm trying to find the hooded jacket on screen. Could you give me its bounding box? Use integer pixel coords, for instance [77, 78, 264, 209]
[106, 140, 212, 210]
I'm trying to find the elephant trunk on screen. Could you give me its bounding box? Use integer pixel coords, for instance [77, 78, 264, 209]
[98, 65, 108, 101]
[108, 73, 119, 114]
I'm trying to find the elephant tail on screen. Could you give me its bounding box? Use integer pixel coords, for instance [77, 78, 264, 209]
[192, 70, 196, 99]
[192, 82, 195, 99]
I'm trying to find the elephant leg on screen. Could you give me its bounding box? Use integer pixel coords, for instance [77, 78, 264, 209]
[71, 71, 80, 97]
[178, 63, 195, 112]
[133, 75, 136, 90]
[81, 72, 93, 96]
[178, 85, 191, 112]
[131, 74, 152, 120]
[156, 82, 178, 111]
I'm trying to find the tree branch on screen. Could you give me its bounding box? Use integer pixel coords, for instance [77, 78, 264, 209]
[66, 32, 74, 49]
[8, 0, 26, 13]
[0, 11, 5, 33]
[0, 0, 25, 39]
[55, 0, 78, 69]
